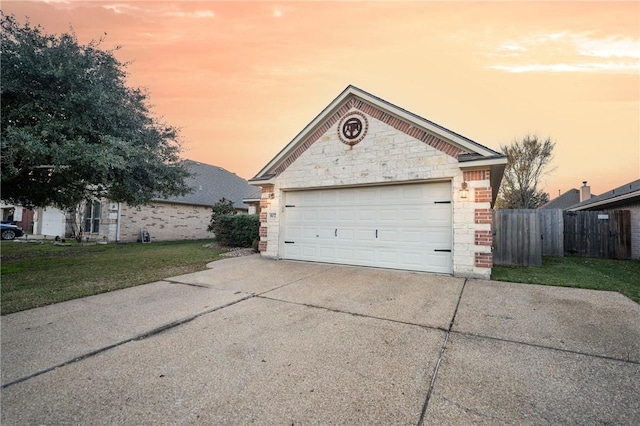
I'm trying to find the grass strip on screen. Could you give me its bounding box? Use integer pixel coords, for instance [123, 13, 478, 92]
[1, 239, 224, 315]
[491, 256, 640, 303]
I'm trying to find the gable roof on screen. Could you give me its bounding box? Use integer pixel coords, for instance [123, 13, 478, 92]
[567, 179, 640, 211]
[250, 85, 506, 182]
[157, 160, 260, 209]
[539, 189, 582, 210]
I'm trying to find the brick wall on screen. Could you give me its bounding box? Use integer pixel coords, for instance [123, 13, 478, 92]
[475, 230, 493, 246]
[118, 202, 212, 242]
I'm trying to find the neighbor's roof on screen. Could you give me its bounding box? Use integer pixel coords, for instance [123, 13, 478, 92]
[250, 85, 506, 182]
[539, 188, 583, 210]
[567, 179, 640, 211]
[156, 160, 261, 209]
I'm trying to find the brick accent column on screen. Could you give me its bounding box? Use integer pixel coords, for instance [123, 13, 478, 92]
[475, 230, 492, 246]
[474, 187, 492, 203]
[465, 174, 494, 271]
[475, 252, 493, 268]
[258, 185, 274, 253]
[463, 169, 490, 182]
[474, 208, 492, 224]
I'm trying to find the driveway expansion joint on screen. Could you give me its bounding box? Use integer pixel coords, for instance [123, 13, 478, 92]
[449, 330, 640, 366]
[256, 265, 339, 297]
[163, 279, 210, 289]
[1, 294, 256, 390]
[256, 295, 448, 332]
[418, 277, 468, 426]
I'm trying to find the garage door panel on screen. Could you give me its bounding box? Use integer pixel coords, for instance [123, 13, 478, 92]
[358, 209, 376, 222]
[337, 210, 354, 221]
[355, 229, 376, 242]
[316, 246, 336, 260]
[316, 209, 335, 222]
[401, 186, 424, 200]
[318, 228, 336, 239]
[402, 208, 426, 222]
[378, 208, 398, 222]
[354, 248, 375, 263]
[319, 191, 338, 203]
[336, 228, 355, 240]
[377, 250, 399, 265]
[282, 182, 452, 273]
[394, 252, 423, 268]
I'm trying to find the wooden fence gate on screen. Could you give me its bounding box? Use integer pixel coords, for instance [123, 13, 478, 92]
[493, 209, 542, 266]
[564, 210, 631, 259]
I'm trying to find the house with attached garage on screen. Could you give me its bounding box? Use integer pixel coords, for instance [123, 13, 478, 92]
[249, 86, 507, 279]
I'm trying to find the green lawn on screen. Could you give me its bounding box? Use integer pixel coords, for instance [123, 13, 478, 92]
[1, 239, 225, 315]
[3, 241, 638, 315]
[491, 256, 640, 303]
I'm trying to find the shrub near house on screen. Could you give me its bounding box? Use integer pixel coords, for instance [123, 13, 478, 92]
[213, 215, 260, 248]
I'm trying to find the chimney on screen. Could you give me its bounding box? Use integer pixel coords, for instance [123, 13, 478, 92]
[580, 181, 591, 202]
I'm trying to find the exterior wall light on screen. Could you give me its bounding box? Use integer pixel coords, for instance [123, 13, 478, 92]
[459, 182, 469, 199]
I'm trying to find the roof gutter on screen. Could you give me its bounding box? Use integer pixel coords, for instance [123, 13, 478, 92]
[567, 191, 640, 211]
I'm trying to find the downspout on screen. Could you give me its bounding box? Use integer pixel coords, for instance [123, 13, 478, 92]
[116, 202, 122, 242]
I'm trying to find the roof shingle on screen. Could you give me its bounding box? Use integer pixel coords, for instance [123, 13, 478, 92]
[155, 160, 260, 209]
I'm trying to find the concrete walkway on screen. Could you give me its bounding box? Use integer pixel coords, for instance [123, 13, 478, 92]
[2, 255, 639, 425]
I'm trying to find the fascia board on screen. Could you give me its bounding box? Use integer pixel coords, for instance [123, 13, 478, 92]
[458, 157, 508, 168]
[567, 191, 640, 211]
[248, 177, 276, 186]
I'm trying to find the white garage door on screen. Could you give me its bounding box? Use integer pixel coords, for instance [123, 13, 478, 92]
[282, 182, 452, 273]
[40, 207, 66, 237]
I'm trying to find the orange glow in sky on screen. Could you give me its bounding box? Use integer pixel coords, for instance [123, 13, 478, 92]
[3, 1, 639, 196]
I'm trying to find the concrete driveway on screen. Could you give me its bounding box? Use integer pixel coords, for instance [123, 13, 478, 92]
[2, 255, 639, 425]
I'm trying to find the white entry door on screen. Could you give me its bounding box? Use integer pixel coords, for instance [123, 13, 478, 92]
[281, 182, 452, 273]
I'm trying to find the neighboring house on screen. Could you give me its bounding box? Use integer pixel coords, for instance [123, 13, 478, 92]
[249, 85, 507, 279]
[117, 160, 260, 242]
[539, 181, 597, 210]
[0, 202, 35, 233]
[567, 179, 640, 259]
[29, 160, 261, 242]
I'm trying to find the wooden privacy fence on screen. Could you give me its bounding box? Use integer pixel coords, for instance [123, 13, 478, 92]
[564, 210, 631, 259]
[492, 209, 631, 266]
[493, 210, 542, 266]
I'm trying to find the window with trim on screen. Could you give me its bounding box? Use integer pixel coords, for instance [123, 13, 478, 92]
[84, 201, 101, 233]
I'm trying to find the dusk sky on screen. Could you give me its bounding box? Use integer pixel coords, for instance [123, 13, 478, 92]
[3, 1, 639, 197]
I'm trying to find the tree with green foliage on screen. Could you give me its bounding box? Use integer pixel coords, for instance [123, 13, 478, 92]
[207, 198, 236, 233]
[0, 14, 191, 208]
[495, 135, 555, 209]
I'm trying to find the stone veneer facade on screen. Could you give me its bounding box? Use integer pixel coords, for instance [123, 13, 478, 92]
[256, 103, 496, 279]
